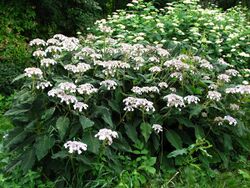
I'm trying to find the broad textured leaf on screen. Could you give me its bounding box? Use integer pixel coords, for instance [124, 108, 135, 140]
[42, 107, 55, 120]
[167, 149, 188, 158]
[125, 124, 138, 143]
[166, 130, 183, 149]
[189, 104, 203, 118]
[83, 132, 100, 154]
[35, 135, 55, 160]
[21, 149, 36, 172]
[52, 151, 68, 159]
[177, 117, 195, 128]
[140, 123, 152, 142]
[94, 106, 113, 127]
[195, 126, 205, 138]
[79, 116, 94, 130]
[56, 116, 70, 140]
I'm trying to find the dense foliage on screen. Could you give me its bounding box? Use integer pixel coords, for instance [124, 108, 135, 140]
[91, 0, 250, 68]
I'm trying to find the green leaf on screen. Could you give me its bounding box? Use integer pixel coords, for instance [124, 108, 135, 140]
[166, 130, 183, 149]
[140, 123, 152, 142]
[79, 116, 94, 130]
[56, 116, 70, 140]
[83, 132, 100, 154]
[52, 151, 68, 159]
[35, 135, 55, 160]
[125, 124, 138, 143]
[94, 106, 113, 128]
[195, 126, 205, 138]
[189, 104, 203, 118]
[167, 149, 188, 158]
[177, 117, 195, 128]
[12, 74, 25, 83]
[21, 149, 36, 172]
[41, 107, 55, 120]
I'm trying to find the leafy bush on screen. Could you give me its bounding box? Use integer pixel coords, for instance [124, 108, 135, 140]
[91, 0, 250, 68]
[4, 22, 250, 187]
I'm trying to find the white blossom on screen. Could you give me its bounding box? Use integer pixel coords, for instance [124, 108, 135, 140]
[73, 102, 88, 112]
[123, 97, 155, 112]
[24, 67, 43, 78]
[152, 124, 163, 133]
[45, 46, 62, 53]
[214, 116, 224, 126]
[33, 50, 46, 57]
[131, 86, 159, 95]
[170, 72, 183, 81]
[59, 94, 77, 104]
[224, 115, 237, 126]
[95, 128, 118, 145]
[158, 82, 168, 89]
[163, 94, 185, 108]
[200, 60, 214, 70]
[36, 81, 52, 90]
[164, 59, 190, 70]
[218, 74, 231, 83]
[58, 82, 77, 93]
[149, 66, 161, 73]
[41, 58, 57, 67]
[184, 95, 200, 104]
[77, 83, 98, 95]
[64, 141, 87, 154]
[225, 69, 239, 77]
[207, 91, 221, 101]
[29, 38, 46, 46]
[100, 80, 117, 90]
[230, 104, 240, 111]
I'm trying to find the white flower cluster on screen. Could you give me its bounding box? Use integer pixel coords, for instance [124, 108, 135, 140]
[164, 59, 190, 71]
[152, 124, 163, 133]
[170, 72, 183, 81]
[218, 74, 230, 83]
[123, 97, 155, 112]
[163, 94, 185, 108]
[64, 141, 87, 154]
[24, 67, 43, 78]
[131, 86, 159, 95]
[33, 50, 46, 58]
[95, 60, 130, 76]
[158, 82, 168, 89]
[58, 82, 77, 93]
[64, 63, 91, 73]
[100, 80, 117, 90]
[184, 95, 200, 104]
[77, 83, 98, 95]
[29, 38, 46, 46]
[225, 85, 250, 95]
[95, 128, 118, 145]
[214, 115, 237, 126]
[149, 66, 162, 73]
[73, 102, 88, 112]
[36, 81, 52, 90]
[207, 91, 222, 101]
[200, 60, 214, 70]
[225, 69, 239, 77]
[41, 58, 57, 67]
[230, 103, 240, 111]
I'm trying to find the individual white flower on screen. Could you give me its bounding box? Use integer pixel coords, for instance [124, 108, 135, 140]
[76, 63, 91, 73]
[123, 97, 155, 112]
[100, 80, 117, 90]
[149, 66, 161, 73]
[225, 69, 239, 77]
[77, 84, 98, 95]
[29, 38, 46, 46]
[230, 104, 240, 111]
[170, 72, 183, 81]
[184, 95, 200, 104]
[73, 102, 88, 112]
[48, 88, 64, 97]
[95, 128, 118, 145]
[169, 87, 177, 92]
[64, 141, 87, 154]
[148, 56, 160, 63]
[158, 82, 168, 89]
[207, 91, 221, 101]
[36, 81, 52, 90]
[152, 124, 163, 133]
[225, 87, 238, 94]
[58, 82, 77, 93]
[163, 94, 185, 108]
[24, 67, 43, 78]
[64, 64, 78, 73]
[53, 34, 67, 41]
[33, 50, 46, 58]
[224, 115, 237, 126]
[218, 74, 230, 83]
[40, 58, 57, 67]
[45, 46, 62, 53]
[201, 112, 208, 117]
[157, 48, 169, 57]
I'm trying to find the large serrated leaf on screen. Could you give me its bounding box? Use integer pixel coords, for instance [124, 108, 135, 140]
[56, 116, 70, 140]
[165, 130, 183, 149]
[79, 116, 94, 130]
[35, 135, 55, 160]
[140, 123, 152, 142]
